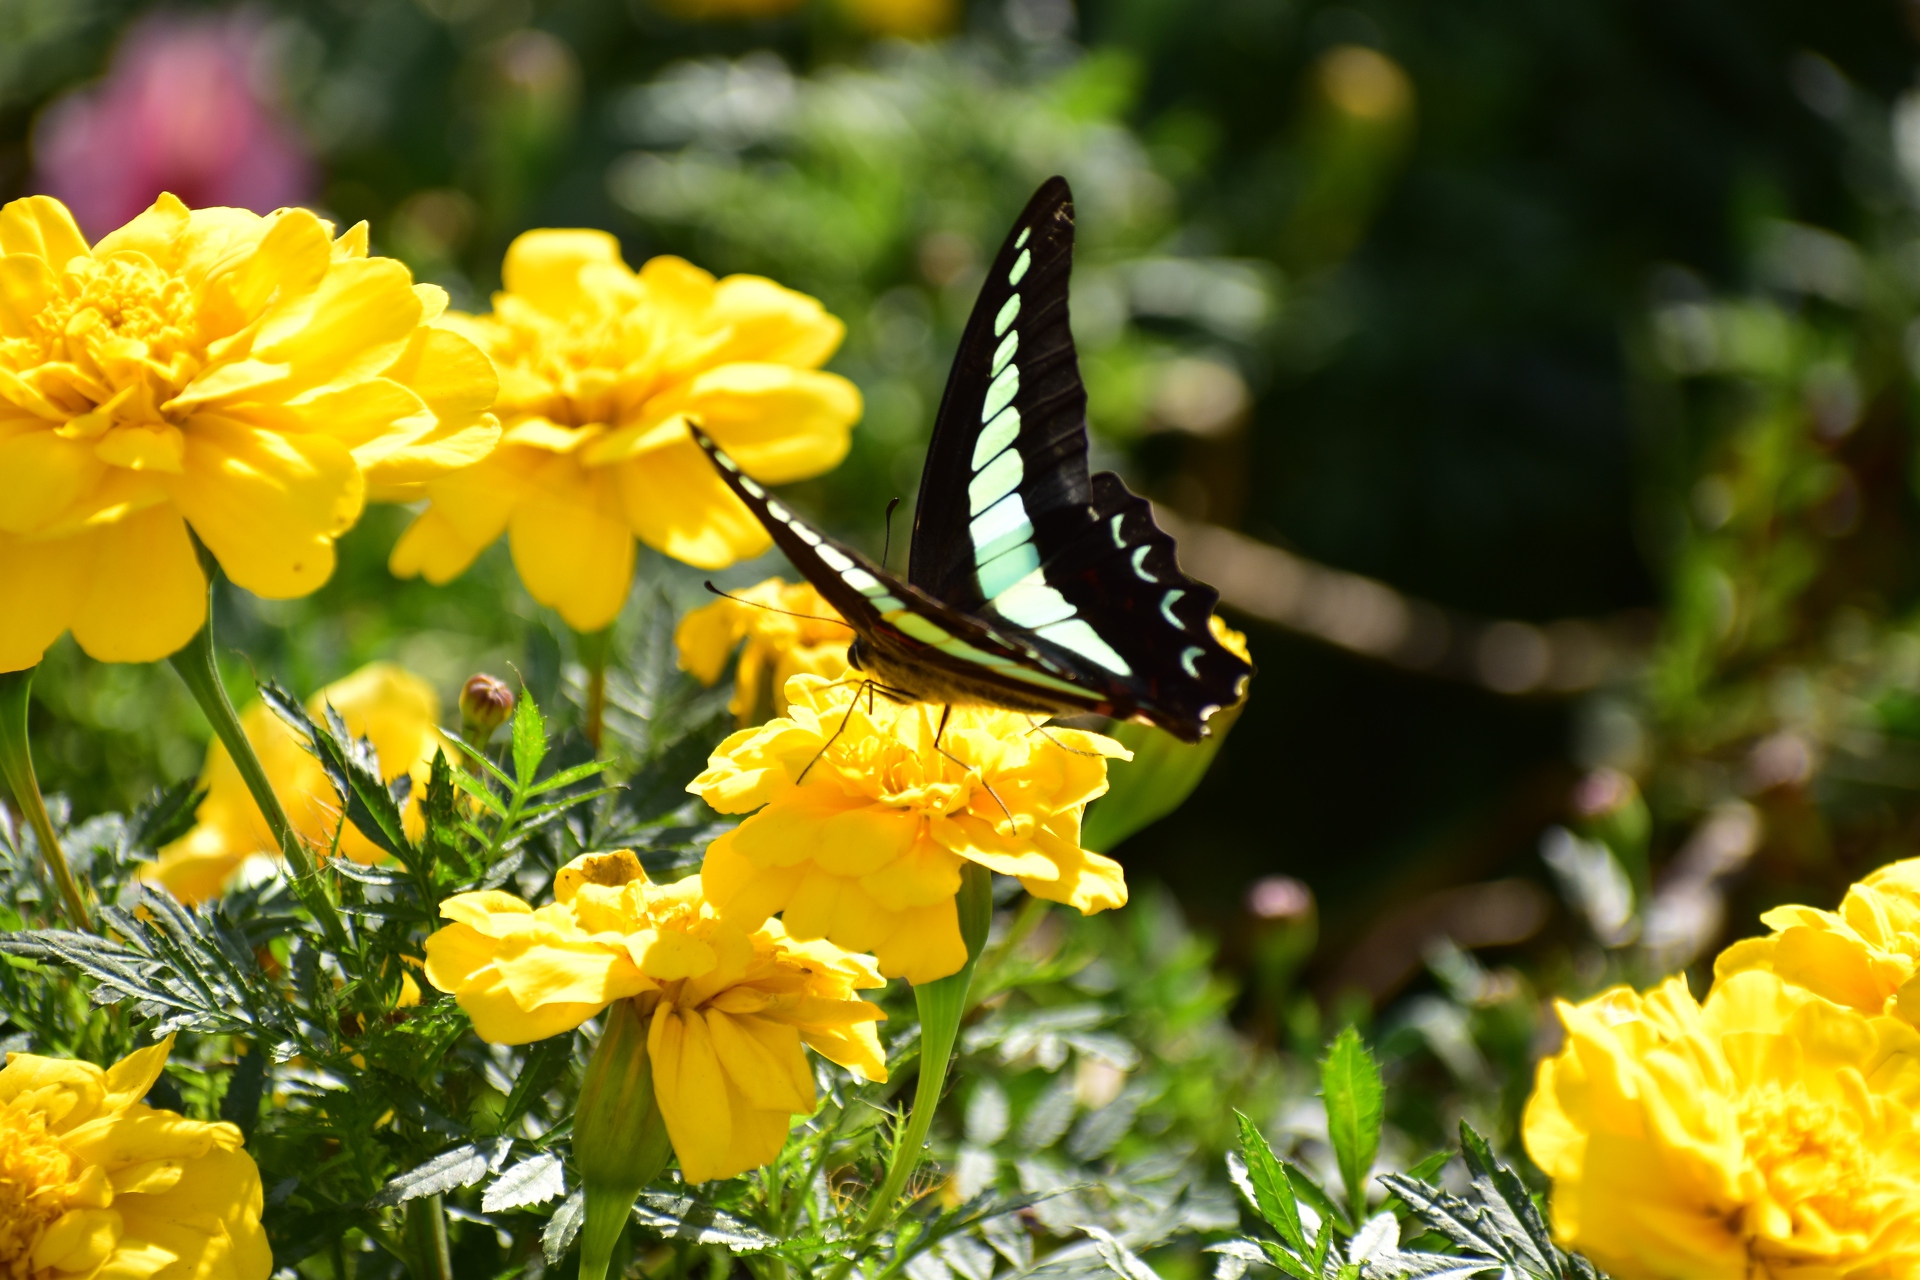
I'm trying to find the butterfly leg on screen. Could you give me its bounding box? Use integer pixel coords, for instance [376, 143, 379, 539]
[1024, 717, 1106, 758]
[934, 704, 1018, 830]
[797, 680, 874, 783]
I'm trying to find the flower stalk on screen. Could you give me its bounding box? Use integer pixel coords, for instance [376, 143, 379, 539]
[0, 667, 92, 931]
[168, 547, 346, 946]
[575, 997, 674, 1280]
[577, 626, 612, 752]
[858, 861, 994, 1236]
[403, 1193, 455, 1280]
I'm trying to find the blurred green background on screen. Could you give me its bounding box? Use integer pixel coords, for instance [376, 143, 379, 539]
[7, 0, 1920, 1067]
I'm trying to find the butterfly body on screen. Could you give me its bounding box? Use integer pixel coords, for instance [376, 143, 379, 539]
[692, 178, 1250, 743]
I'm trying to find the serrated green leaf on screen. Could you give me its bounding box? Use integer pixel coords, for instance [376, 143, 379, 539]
[1321, 1026, 1383, 1225]
[525, 758, 613, 796]
[512, 691, 546, 786]
[1236, 1111, 1307, 1254]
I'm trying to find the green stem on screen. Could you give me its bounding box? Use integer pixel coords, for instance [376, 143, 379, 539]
[577, 626, 612, 753]
[402, 1194, 454, 1280]
[168, 570, 346, 946]
[0, 668, 91, 931]
[841, 863, 994, 1263]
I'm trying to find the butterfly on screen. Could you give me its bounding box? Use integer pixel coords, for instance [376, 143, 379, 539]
[691, 177, 1251, 743]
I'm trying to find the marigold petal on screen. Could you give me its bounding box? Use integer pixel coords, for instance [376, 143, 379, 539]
[800, 1020, 888, 1084]
[33, 1207, 123, 1273]
[649, 1006, 734, 1183]
[68, 505, 205, 664]
[872, 898, 967, 985]
[0, 194, 89, 265]
[630, 929, 717, 982]
[0, 426, 105, 533]
[253, 254, 422, 393]
[169, 415, 361, 599]
[508, 469, 634, 632]
[497, 937, 651, 1011]
[708, 275, 845, 368]
[668, 363, 858, 484]
[698, 830, 801, 928]
[616, 437, 772, 570]
[0, 528, 85, 672]
[858, 837, 965, 911]
[504, 229, 626, 317]
[707, 1010, 813, 1114]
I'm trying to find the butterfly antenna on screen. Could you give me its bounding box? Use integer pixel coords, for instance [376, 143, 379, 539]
[703, 581, 853, 628]
[881, 497, 902, 570]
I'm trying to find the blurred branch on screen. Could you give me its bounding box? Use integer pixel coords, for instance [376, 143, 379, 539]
[1159, 509, 1655, 696]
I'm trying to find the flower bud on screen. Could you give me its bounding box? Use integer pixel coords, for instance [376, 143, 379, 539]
[459, 674, 515, 743]
[574, 997, 672, 1280]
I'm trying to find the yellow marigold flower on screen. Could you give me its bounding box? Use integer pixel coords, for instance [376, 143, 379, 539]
[838, 0, 957, 38]
[688, 675, 1131, 985]
[675, 577, 851, 726]
[0, 193, 500, 672]
[389, 231, 860, 633]
[423, 851, 887, 1184]
[146, 662, 451, 903]
[1716, 858, 1920, 1024]
[0, 1036, 270, 1280]
[1524, 969, 1920, 1280]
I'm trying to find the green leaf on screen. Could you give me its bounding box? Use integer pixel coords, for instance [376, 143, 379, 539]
[512, 690, 547, 786]
[1283, 1163, 1349, 1236]
[1235, 1111, 1306, 1254]
[1320, 1026, 1383, 1225]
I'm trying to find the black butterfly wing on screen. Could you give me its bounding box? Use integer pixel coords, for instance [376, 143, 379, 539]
[689, 427, 1112, 717]
[906, 178, 1251, 740]
[909, 177, 1090, 611]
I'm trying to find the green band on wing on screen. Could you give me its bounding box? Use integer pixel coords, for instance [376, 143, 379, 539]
[976, 540, 1041, 598]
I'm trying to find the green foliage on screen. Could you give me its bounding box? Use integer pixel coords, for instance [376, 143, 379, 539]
[1318, 1029, 1383, 1229]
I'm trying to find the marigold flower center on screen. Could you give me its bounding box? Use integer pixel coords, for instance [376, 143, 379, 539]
[6, 255, 205, 421]
[0, 1105, 76, 1277]
[1737, 1083, 1876, 1232]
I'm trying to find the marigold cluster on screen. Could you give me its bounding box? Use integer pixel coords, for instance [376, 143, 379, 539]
[389, 230, 860, 632]
[423, 851, 886, 1183]
[675, 576, 851, 725]
[0, 1037, 269, 1280]
[688, 674, 1131, 984]
[0, 192, 498, 671]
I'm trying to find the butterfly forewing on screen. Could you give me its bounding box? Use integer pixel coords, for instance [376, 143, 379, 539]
[903, 177, 1252, 740]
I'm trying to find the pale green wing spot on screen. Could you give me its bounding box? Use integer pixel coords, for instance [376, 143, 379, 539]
[1109, 514, 1126, 547]
[791, 523, 823, 547]
[930, 635, 1018, 668]
[995, 295, 1021, 337]
[1035, 618, 1133, 676]
[975, 521, 1035, 567]
[1159, 589, 1187, 628]
[817, 544, 854, 572]
[977, 541, 1041, 598]
[872, 594, 905, 612]
[1009, 248, 1032, 285]
[992, 330, 1019, 376]
[1180, 646, 1205, 678]
[740, 477, 765, 498]
[994, 572, 1076, 628]
[969, 448, 1023, 516]
[1131, 546, 1155, 580]
[972, 406, 1021, 470]
[981, 362, 1020, 422]
[714, 450, 739, 472]
[970, 492, 1030, 548]
[843, 568, 887, 595]
[890, 612, 953, 645]
[1015, 227, 1032, 249]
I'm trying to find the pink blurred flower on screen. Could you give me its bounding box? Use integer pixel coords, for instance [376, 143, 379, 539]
[32, 10, 314, 238]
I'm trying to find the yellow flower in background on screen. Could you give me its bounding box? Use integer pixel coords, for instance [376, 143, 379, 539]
[837, 0, 957, 39]
[0, 1036, 270, 1280]
[423, 851, 887, 1183]
[389, 230, 860, 633]
[1716, 857, 1920, 1024]
[688, 674, 1131, 985]
[146, 662, 451, 903]
[0, 193, 499, 672]
[676, 577, 851, 726]
[1524, 970, 1920, 1280]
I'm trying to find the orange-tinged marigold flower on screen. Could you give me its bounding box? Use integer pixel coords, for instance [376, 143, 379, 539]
[1524, 969, 1920, 1280]
[675, 577, 851, 725]
[1715, 857, 1920, 1025]
[146, 662, 452, 903]
[0, 192, 500, 672]
[688, 674, 1131, 985]
[0, 1036, 270, 1279]
[389, 230, 860, 633]
[423, 851, 886, 1183]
